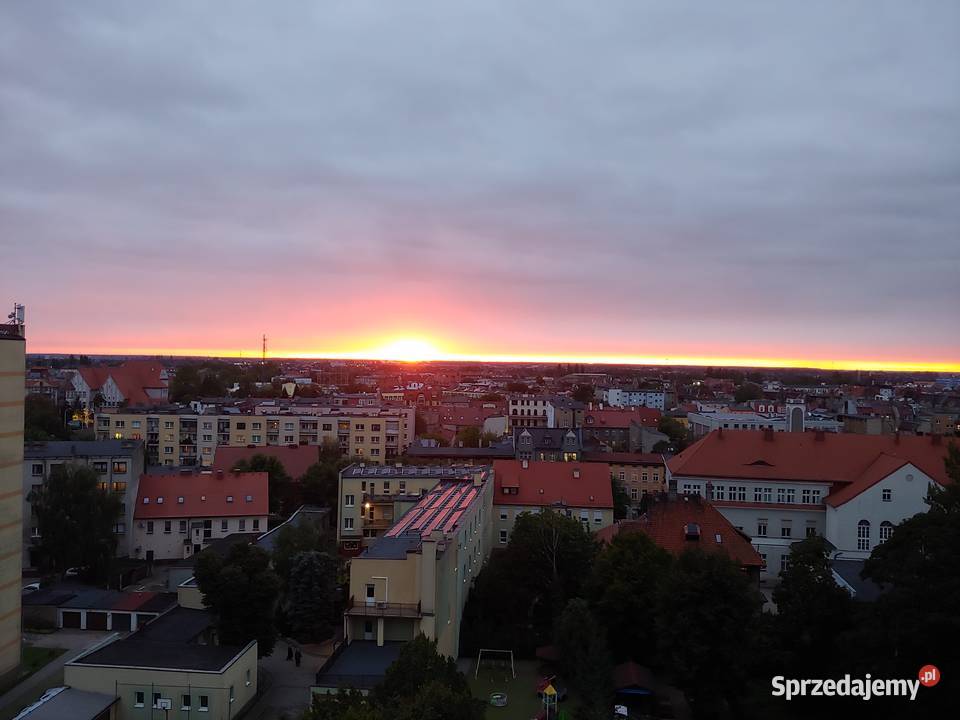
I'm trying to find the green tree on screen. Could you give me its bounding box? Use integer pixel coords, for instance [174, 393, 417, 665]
[28, 463, 121, 579]
[287, 551, 338, 642]
[655, 549, 761, 717]
[571, 385, 594, 403]
[194, 543, 280, 656]
[772, 536, 854, 675]
[455, 425, 482, 447]
[733, 382, 763, 403]
[587, 532, 672, 663]
[272, 519, 335, 591]
[555, 599, 613, 720]
[169, 364, 201, 402]
[657, 415, 688, 446]
[611, 476, 630, 520]
[302, 688, 381, 720]
[24, 395, 68, 441]
[231, 454, 292, 514]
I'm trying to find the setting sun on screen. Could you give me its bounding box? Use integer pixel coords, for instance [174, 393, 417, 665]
[371, 338, 443, 363]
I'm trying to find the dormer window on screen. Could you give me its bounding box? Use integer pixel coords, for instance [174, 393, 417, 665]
[226, 495, 234, 503]
[178, 496, 184, 504]
[142, 497, 150, 504]
[245, 495, 253, 502]
[156, 496, 163, 504]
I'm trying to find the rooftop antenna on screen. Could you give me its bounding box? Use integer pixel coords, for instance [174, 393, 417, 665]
[262, 334, 267, 365]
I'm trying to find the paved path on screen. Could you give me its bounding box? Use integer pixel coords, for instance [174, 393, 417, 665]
[245, 639, 330, 720]
[0, 632, 113, 720]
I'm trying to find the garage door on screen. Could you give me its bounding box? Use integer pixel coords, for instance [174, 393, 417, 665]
[86, 611, 108, 630]
[111, 612, 132, 632]
[61, 611, 81, 629]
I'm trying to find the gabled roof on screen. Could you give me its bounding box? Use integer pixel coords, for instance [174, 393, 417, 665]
[134, 471, 268, 519]
[669, 430, 952, 487]
[596, 496, 762, 568]
[212, 444, 319, 480]
[493, 460, 613, 509]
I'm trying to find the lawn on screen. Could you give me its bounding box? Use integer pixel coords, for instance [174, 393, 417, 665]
[468, 659, 578, 720]
[20, 646, 65, 676]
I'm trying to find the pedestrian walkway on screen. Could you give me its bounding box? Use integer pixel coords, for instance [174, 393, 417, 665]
[246, 639, 331, 720]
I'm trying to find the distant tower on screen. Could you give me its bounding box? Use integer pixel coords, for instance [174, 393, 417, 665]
[785, 398, 805, 433]
[261, 334, 267, 365]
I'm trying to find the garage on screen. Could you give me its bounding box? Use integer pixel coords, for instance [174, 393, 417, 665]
[61, 611, 81, 629]
[111, 612, 132, 632]
[86, 611, 108, 630]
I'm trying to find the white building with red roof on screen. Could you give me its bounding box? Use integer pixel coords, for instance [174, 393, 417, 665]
[668, 429, 953, 579]
[492, 460, 614, 545]
[70, 361, 168, 410]
[133, 469, 268, 561]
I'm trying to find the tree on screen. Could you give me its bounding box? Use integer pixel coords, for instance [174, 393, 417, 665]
[733, 383, 763, 403]
[287, 551, 338, 642]
[587, 532, 672, 663]
[571, 385, 594, 403]
[303, 688, 381, 720]
[28, 463, 121, 579]
[772, 536, 854, 675]
[373, 634, 483, 720]
[657, 416, 688, 447]
[455, 425, 482, 448]
[231, 454, 292, 514]
[24, 395, 68, 441]
[506, 381, 530, 393]
[271, 520, 334, 591]
[555, 599, 613, 720]
[611, 476, 630, 520]
[655, 549, 761, 717]
[194, 543, 280, 656]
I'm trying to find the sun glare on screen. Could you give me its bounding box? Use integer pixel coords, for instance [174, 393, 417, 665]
[373, 338, 442, 362]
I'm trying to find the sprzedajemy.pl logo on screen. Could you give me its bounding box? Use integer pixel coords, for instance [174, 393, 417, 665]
[772, 666, 940, 702]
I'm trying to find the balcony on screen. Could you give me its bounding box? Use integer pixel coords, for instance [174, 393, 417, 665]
[345, 597, 421, 618]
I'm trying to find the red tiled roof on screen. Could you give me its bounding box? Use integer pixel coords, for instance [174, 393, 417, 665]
[78, 366, 111, 391]
[493, 460, 613, 509]
[583, 407, 661, 429]
[596, 497, 762, 567]
[134, 471, 268, 519]
[582, 451, 665, 466]
[212, 445, 319, 480]
[668, 431, 953, 506]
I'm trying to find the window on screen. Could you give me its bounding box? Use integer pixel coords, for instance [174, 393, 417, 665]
[882, 488, 892, 502]
[714, 485, 726, 501]
[252, 422, 262, 430]
[146, 521, 154, 534]
[239, 519, 246, 531]
[780, 555, 790, 573]
[246, 668, 252, 686]
[164, 520, 172, 534]
[785, 489, 795, 504]
[245, 494, 253, 502]
[152, 692, 162, 708]
[780, 521, 792, 538]
[230, 686, 235, 703]
[135, 691, 145, 707]
[181, 694, 191, 710]
[131, 420, 141, 428]
[226, 495, 234, 503]
[761, 487, 772, 503]
[164, 420, 174, 429]
[112, 461, 127, 473]
[383, 481, 391, 493]
[593, 511, 603, 524]
[857, 520, 871, 551]
[156, 496, 164, 504]
[221, 519, 229, 531]
[92, 461, 108, 474]
[879, 521, 894, 543]
[810, 489, 821, 503]
[759, 553, 767, 571]
[399, 480, 406, 492]
[253, 519, 260, 531]
[236, 422, 246, 430]
[756, 519, 768, 537]
[31, 463, 43, 476]
[499, 509, 508, 520]
[199, 695, 209, 712]
[681, 483, 700, 496]
[179, 520, 187, 533]
[801, 488, 812, 504]
[114, 522, 126, 534]
[177, 496, 184, 504]
[805, 525, 817, 538]
[630, 487, 639, 500]
[777, 488, 786, 503]
[499, 529, 508, 544]
[252, 435, 262, 443]
[164, 446, 173, 454]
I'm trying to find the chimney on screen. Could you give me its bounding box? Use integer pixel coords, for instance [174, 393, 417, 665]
[763, 428, 774, 442]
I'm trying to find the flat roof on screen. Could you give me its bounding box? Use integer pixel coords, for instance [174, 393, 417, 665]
[12, 687, 117, 720]
[315, 641, 403, 689]
[72, 628, 252, 672]
[343, 464, 488, 479]
[24, 439, 142, 459]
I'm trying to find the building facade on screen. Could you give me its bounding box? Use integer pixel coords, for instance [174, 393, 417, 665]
[507, 396, 550, 430]
[97, 406, 415, 467]
[0, 319, 25, 683]
[583, 452, 667, 511]
[604, 388, 667, 411]
[22, 440, 146, 565]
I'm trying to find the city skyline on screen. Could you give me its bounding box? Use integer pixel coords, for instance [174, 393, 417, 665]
[3, 2, 958, 372]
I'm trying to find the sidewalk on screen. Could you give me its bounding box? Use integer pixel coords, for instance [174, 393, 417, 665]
[245, 639, 332, 720]
[0, 633, 111, 720]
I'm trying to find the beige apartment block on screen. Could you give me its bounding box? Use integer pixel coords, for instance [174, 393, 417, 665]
[0, 322, 25, 684]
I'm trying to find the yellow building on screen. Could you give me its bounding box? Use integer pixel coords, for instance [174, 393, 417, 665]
[0, 318, 25, 684]
[341, 469, 493, 660]
[97, 406, 415, 467]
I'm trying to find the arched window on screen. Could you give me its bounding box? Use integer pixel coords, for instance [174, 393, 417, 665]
[857, 519, 871, 551]
[879, 521, 894, 543]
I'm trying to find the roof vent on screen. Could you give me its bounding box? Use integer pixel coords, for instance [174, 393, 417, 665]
[573, 469, 580, 479]
[685, 523, 701, 541]
[522, 459, 529, 469]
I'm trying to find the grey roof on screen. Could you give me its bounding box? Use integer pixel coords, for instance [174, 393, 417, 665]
[73, 626, 251, 672]
[315, 640, 404, 689]
[257, 504, 331, 553]
[359, 535, 421, 560]
[830, 559, 886, 602]
[24, 439, 143, 459]
[12, 687, 117, 720]
[137, 606, 214, 643]
[342, 463, 488, 478]
[512, 427, 583, 449]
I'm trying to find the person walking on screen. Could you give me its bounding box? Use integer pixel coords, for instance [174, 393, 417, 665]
[295, 649, 302, 667]
[286, 645, 293, 661]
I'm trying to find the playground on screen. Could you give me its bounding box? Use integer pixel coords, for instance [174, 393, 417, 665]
[467, 656, 578, 720]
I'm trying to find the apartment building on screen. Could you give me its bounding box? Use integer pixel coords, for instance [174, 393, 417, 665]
[667, 430, 952, 580]
[546, 397, 585, 428]
[513, 427, 583, 461]
[337, 464, 489, 552]
[0, 318, 25, 684]
[133, 470, 268, 561]
[68, 361, 168, 410]
[583, 451, 666, 510]
[341, 470, 494, 660]
[97, 405, 415, 467]
[507, 395, 550, 430]
[604, 388, 667, 411]
[22, 440, 145, 565]
[492, 460, 614, 544]
[581, 406, 662, 451]
[687, 401, 843, 439]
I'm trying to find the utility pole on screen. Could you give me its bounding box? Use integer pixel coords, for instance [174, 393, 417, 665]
[261, 334, 267, 383]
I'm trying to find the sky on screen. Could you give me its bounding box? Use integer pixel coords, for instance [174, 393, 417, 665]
[1, 1, 958, 371]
